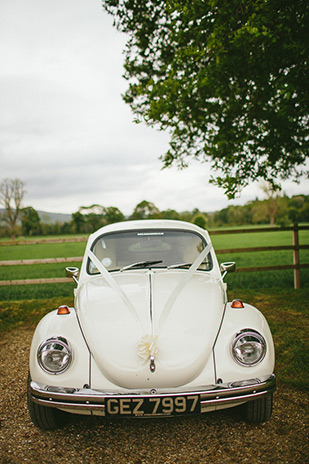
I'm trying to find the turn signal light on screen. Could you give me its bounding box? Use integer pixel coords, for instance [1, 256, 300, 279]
[57, 305, 70, 315]
[231, 299, 245, 309]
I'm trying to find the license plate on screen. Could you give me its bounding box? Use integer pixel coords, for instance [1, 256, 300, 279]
[105, 394, 200, 417]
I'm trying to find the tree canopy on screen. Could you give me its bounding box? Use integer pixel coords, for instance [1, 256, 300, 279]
[103, 0, 309, 197]
[21, 207, 42, 236]
[130, 200, 161, 219]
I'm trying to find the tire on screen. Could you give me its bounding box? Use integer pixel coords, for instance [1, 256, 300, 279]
[243, 394, 273, 423]
[27, 374, 69, 430]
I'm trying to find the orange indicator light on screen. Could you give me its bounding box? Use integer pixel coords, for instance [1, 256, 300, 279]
[57, 305, 70, 315]
[231, 299, 245, 309]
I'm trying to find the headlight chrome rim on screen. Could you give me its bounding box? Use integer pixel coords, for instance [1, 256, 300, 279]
[37, 337, 72, 374]
[232, 329, 266, 367]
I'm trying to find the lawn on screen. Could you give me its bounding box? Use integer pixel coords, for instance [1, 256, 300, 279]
[228, 288, 309, 391]
[212, 227, 309, 289]
[0, 240, 86, 260]
[0, 226, 308, 299]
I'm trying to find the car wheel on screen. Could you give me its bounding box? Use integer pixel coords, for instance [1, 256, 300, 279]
[27, 374, 69, 430]
[243, 394, 273, 423]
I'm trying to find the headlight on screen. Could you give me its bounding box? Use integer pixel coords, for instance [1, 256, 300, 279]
[232, 330, 266, 367]
[37, 337, 72, 374]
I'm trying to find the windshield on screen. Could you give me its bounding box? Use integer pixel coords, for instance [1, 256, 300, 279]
[87, 229, 212, 274]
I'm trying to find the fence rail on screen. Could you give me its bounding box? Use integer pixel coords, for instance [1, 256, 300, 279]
[0, 257, 82, 266]
[0, 224, 308, 289]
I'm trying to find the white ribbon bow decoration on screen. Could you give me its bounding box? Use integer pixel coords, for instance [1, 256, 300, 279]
[137, 335, 158, 361]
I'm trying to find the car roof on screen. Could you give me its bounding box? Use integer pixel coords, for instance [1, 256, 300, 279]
[88, 219, 211, 243]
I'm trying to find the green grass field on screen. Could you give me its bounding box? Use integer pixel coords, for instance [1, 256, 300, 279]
[228, 288, 309, 391]
[0, 227, 308, 300]
[0, 240, 86, 260]
[0, 239, 85, 300]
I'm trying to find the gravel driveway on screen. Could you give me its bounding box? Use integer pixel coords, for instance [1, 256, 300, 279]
[0, 327, 308, 464]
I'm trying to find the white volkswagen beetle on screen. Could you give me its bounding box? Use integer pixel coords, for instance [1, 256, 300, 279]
[28, 220, 275, 429]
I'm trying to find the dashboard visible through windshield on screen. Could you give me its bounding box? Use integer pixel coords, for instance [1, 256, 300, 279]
[88, 229, 212, 274]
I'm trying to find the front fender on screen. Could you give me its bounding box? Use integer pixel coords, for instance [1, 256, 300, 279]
[213, 302, 275, 384]
[29, 308, 90, 389]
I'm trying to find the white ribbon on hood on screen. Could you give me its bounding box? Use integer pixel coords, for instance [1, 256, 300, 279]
[88, 243, 212, 363]
[88, 249, 144, 330]
[158, 242, 213, 330]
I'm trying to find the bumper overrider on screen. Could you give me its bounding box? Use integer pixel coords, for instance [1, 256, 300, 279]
[29, 374, 276, 417]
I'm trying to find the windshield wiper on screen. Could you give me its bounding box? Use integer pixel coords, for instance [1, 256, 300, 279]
[120, 260, 163, 271]
[167, 262, 192, 269]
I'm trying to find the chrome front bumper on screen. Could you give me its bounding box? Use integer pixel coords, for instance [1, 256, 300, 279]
[29, 374, 276, 416]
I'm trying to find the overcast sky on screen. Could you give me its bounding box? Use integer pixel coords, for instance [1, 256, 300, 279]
[1, 0, 308, 216]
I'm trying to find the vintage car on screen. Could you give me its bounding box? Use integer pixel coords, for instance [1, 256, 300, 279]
[28, 220, 276, 430]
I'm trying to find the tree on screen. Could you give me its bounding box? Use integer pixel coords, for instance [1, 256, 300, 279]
[103, 206, 125, 224]
[288, 195, 309, 222]
[161, 209, 181, 220]
[103, 0, 309, 197]
[0, 178, 25, 239]
[71, 211, 85, 233]
[78, 205, 106, 232]
[71, 205, 125, 233]
[259, 181, 280, 227]
[130, 200, 161, 219]
[21, 206, 42, 236]
[192, 212, 208, 229]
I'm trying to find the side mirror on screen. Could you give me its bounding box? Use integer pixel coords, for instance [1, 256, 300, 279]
[220, 262, 236, 279]
[66, 266, 79, 283]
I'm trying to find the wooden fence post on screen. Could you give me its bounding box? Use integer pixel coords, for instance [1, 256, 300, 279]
[293, 223, 301, 289]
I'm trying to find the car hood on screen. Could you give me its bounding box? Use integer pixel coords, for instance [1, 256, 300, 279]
[77, 270, 225, 389]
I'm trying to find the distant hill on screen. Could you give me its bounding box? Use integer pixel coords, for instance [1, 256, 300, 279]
[37, 211, 72, 224]
[0, 209, 72, 225]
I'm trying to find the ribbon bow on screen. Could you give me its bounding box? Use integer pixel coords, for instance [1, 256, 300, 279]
[137, 335, 158, 361]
